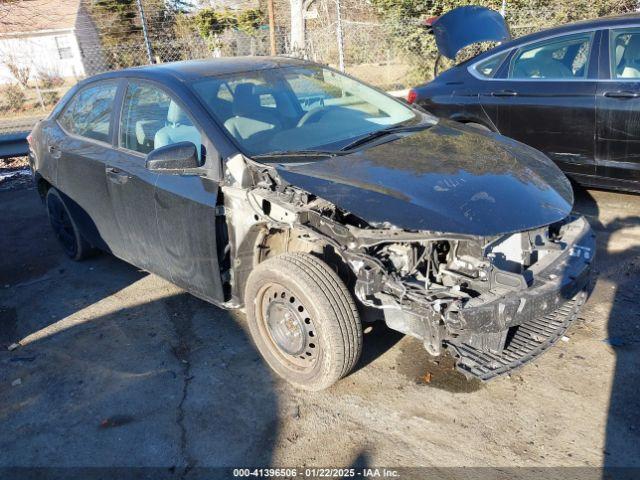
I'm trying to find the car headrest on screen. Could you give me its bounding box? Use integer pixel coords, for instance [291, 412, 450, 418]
[167, 100, 189, 126]
[232, 83, 261, 116]
[616, 44, 625, 66]
[623, 35, 640, 63]
[533, 48, 555, 60]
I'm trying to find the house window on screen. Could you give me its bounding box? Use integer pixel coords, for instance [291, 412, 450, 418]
[55, 36, 73, 60]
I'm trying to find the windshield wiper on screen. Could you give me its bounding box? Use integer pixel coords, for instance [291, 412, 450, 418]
[252, 149, 340, 159]
[340, 123, 433, 152]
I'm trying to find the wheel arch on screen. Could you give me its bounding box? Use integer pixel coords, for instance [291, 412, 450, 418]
[233, 225, 357, 307]
[449, 113, 496, 132]
[34, 172, 52, 202]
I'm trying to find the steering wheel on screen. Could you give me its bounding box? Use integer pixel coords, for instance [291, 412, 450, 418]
[297, 105, 336, 127]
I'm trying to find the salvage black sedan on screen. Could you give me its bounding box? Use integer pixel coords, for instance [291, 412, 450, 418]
[28, 57, 594, 390]
[410, 8, 640, 193]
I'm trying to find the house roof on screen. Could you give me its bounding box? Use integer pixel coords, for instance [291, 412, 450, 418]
[0, 0, 81, 36]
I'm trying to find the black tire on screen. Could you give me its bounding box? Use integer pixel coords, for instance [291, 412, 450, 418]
[46, 188, 93, 261]
[245, 252, 363, 390]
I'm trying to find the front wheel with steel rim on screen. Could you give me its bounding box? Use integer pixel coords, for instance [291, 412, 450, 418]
[46, 188, 93, 261]
[245, 252, 362, 390]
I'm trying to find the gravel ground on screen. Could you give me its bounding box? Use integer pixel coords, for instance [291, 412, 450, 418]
[0, 174, 639, 474]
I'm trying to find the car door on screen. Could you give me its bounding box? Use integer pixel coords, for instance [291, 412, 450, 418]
[52, 80, 122, 251]
[109, 79, 226, 303]
[481, 31, 598, 177]
[595, 27, 640, 183]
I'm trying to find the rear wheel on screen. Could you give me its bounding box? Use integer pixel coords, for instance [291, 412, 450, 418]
[46, 188, 93, 261]
[245, 252, 362, 390]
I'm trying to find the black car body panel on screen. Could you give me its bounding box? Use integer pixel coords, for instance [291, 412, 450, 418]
[412, 12, 640, 193]
[275, 121, 573, 236]
[29, 57, 595, 382]
[428, 6, 511, 60]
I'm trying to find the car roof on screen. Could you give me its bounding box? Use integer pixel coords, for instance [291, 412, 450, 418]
[500, 12, 640, 50]
[80, 56, 314, 85]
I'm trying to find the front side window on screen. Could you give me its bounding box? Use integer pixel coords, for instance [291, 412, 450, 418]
[510, 34, 592, 79]
[119, 81, 202, 160]
[58, 81, 117, 143]
[192, 66, 421, 155]
[611, 29, 640, 79]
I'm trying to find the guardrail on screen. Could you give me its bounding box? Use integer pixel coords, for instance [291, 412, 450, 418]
[0, 131, 30, 159]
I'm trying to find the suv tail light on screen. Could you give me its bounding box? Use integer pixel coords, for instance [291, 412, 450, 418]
[407, 89, 417, 104]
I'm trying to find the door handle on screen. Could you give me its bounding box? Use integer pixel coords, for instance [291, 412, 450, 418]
[105, 166, 131, 185]
[603, 90, 640, 99]
[491, 90, 518, 97]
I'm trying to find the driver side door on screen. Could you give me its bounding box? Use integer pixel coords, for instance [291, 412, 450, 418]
[110, 79, 226, 303]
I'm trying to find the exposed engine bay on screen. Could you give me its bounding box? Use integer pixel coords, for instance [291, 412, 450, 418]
[221, 154, 595, 380]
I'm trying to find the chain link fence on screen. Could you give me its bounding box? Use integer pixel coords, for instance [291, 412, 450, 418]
[0, 0, 636, 135]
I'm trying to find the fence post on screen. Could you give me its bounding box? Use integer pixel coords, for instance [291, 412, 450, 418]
[268, 0, 277, 55]
[335, 0, 345, 71]
[136, 0, 154, 64]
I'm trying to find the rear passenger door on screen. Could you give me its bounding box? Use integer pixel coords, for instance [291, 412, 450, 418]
[485, 32, 598, 177]
[53, 80, 122, 251]
[595, 28, 640, 183]
[110, 79, 226, 303]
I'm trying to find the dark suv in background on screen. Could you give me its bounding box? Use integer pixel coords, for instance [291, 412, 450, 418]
[411, 10, 640, 193]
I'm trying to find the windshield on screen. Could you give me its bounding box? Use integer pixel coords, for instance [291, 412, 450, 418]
[191, 65, 424, 155]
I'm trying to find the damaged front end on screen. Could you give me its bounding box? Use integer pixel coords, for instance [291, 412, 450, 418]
[221, 154, 594, 382]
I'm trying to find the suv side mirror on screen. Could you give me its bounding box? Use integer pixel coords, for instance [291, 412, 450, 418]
[146, 142, 199, 173]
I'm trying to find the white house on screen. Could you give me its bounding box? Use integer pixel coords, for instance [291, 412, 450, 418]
[0, 0, 104, 84]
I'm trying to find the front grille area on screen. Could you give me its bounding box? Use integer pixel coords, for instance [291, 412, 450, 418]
[446, 293, 585, 381]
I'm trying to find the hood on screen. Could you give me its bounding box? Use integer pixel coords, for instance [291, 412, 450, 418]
[428, 5, 511, 60]
[274, 121, 573, 237]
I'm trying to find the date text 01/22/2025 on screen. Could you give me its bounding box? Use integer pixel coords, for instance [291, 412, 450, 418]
[233, 468, 400, 478]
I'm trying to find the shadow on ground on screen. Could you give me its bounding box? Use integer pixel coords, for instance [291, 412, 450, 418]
[573, 186, 640, 470]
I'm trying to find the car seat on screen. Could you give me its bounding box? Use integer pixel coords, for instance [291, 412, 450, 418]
[154, 101, 202, 160]
[223, 83, 282, 143]
[531, 49, 573, 78]
[618, 35, 640, 78]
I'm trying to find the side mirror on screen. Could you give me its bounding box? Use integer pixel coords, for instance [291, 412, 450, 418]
[146, 141, 199, 173]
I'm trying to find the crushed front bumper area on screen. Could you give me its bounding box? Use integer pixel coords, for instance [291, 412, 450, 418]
[447, 291, 586, 380]
[381, 215, 595, 380]
[448, 215, 595, 380]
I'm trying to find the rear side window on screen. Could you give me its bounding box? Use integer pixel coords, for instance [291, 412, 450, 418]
[58, 82, 118, 143]
[611, 29, 640, 79]
[510, 34, 592, 79]
[474, 51, 509, 78]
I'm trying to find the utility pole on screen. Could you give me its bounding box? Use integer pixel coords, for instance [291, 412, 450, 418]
[335, 0, 345, 71]
[267, 0, 276, 56]
[136, 0, 154, 64]
[500, 0, 507, 17]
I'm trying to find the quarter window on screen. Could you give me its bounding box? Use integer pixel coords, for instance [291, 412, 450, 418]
[474, 51, 509, 78]
[119, 81, 202, 160]
[58, 82, 117, 143]
[611, 29, 640, 79]
[510, 34, 592, 79]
